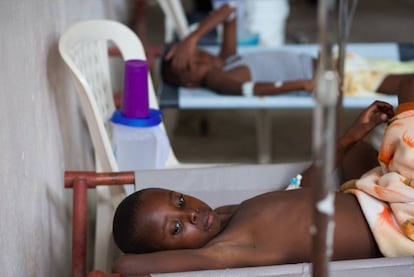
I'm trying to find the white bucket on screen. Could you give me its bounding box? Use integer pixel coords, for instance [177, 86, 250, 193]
[111, 123, 170, 171]
[211, 0, 258, 45]
[246, 0, 290, 46]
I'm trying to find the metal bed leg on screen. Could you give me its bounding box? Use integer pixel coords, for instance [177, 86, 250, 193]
[255, 109, 272, 164]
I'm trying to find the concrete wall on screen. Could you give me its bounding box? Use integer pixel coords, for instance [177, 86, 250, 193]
[0, 0, 130, 275]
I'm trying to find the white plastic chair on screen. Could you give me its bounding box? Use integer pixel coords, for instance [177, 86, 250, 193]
[156, 0, 191, 43]
[58, 19, 184, 272]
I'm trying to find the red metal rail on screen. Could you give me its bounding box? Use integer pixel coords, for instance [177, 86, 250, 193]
[65, 171, 134, 277]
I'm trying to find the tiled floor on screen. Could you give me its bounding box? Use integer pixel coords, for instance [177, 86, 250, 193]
[142, 0, 414, 164]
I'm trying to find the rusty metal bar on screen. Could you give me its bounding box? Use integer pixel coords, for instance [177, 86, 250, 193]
[72, 178, 88, 277]
[66, 171, 135, 277]
[65, 171, 135, 188]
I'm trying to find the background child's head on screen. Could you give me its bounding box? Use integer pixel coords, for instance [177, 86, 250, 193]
[160, 44, 214, 88]
[160, 44, 182, 87]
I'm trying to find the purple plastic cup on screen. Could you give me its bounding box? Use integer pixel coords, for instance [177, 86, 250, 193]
[121, 59, 149, 118]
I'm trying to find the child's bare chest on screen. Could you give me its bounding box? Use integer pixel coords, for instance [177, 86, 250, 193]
[220, 192, 312, 248]
[208, 193, 312, 264]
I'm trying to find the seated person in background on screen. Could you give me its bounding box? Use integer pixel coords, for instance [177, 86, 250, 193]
[111, 97, 412, 276]
[161, 4, 414, 97]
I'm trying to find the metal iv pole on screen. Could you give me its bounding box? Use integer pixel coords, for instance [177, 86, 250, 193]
[311, 0, 339, 276]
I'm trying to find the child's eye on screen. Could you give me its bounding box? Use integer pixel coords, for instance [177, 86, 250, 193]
[178, 195, 185, 207]
[172, 221, 181, 235]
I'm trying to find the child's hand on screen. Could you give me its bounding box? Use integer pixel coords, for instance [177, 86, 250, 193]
[302, 80, 314, 92]
[165, 37, 198, 73]
[346, 100, 394, 143]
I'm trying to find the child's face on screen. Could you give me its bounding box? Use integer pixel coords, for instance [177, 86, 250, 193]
[137, 188, 223, 251]
[179, 50, 222, 88]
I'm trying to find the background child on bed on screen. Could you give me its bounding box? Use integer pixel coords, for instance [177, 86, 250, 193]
[110, 98, 403, 276]
[161, 4, 414, 98]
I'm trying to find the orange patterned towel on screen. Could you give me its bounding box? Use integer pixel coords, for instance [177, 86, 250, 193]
[341, 103, 414, 256]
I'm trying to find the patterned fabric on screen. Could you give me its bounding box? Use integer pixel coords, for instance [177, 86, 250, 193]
[343, 53, 414, 96]
[341, 103, 414, 256]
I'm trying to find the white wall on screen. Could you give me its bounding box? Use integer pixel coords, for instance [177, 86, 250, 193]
[0, 0, 129, 275]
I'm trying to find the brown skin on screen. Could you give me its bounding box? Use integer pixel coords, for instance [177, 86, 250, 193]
[299, 100, 394, 188]
[112, 78, 414, 276]
[133, 189, 225, 251]
[112, 188, 381, 276]
[111, 101, 398, 276]
[164, 4, 315, 96]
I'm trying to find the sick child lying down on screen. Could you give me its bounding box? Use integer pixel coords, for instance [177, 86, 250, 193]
[112, 71, 414, 277]
[161, 3, 414, 98]
[109, 102, 408, 276]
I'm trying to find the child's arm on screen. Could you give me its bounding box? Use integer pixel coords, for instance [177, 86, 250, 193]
[218, 5, 237, 60]
[165, 4, 236, 72]
[112, 250, 212, 276]
[112, 245, 248, 276]
[335, 100, 394, 164]
[204, 70, 314, 95]
[301, 100, 394, 187]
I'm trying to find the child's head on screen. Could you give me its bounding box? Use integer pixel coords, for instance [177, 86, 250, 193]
[161, 45, 218, 88]
[112, 188, 223, 254]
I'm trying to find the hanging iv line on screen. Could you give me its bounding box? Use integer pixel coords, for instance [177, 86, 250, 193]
[311, 0, 342, 276]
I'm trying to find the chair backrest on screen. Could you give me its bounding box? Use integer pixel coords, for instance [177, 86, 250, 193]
[157, 0, 191, 43]
[59, 20, 180, 271]
[59, 20, 178, 172]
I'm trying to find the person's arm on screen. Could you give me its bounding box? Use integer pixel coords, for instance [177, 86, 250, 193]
[300, 100, 394, 187]
[204, 70, 314, 95]
[165, 4, 236, 72]
[218, 6, 237, 60]
[253, 80, 314, 96]
[112, 243, 259, 277]
[112, 249, 219, 276]
[335, 100, 394, 163]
